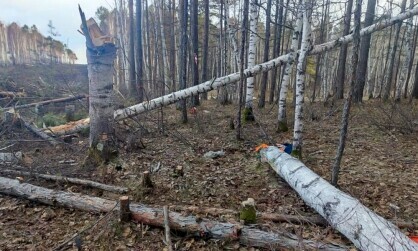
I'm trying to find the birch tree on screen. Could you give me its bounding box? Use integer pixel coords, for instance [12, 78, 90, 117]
[178, 0, 188, 123]
[79, 7, 117, 164]
[396, 0, 414, 101]
[136, 0, 144, 102]
[201, 0, 210, 100]
[258, 0, 272, 108]
[191, 0, 200, 106]
[277, 10, 303, 132]
[269, 0, 284, 104]
[291, 2, 312, 158]
[244, 0, 259, 121]
[383, 0, 407, 101]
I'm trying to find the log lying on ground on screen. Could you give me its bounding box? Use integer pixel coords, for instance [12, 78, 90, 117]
[260, 146, 418, 251]
[43, 118, 90, 136]
[19, 116, 58, 146]
[170, 205, 327, 226]
[4, 95, 87, 111]
[0, 91, 25, 98]
[0, 176, 348, 250]
[113, 6, 418, 121]
[0, 169, 128, 194]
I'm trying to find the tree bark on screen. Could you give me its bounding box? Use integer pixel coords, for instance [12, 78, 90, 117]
[277, 10, 303, 132]
[128, 0, 137, 98]
[0, 176, 348, 250]
[191, 0, 200, 106]
[292, 3, 313, 158]
[260, 147, 418, 251]
[331, 0, 362, 186]
[258, 0, 272, 108]
[334, 0, 353, 99]
[136, 0, 144, 102]
[79, 8, 117, 162]
[178, 0, 188, 123]
[383, 0, 407, 101]
[244, 0, 259, 120]
[201, 0, 210, 100]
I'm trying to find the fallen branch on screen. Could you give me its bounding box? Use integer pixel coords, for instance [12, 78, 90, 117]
[19, 116, 58, 146]
[5, 95, 87, 110]
[0, 176, 348, 250]
[260, 146, 418, 251]
[0, 168, 128, 194]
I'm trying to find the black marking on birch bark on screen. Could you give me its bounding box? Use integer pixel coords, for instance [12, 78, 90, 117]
[302, 177, 320, 188]
[289, 165, 304, 175]
[323, 198, 341, 218]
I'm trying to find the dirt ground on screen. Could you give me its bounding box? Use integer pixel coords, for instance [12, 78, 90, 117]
[0, 99, 417, 250]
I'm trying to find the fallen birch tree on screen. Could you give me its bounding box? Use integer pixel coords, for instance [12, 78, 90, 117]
[260, 146, 418, 251]
[0, 176, 348, 250]
[113, 6, 418, 121]
[0, 168, 128, 194]
[43, 118, 90, 136]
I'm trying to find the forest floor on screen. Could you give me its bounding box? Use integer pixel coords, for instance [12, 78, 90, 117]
[0, 98, 418, 250]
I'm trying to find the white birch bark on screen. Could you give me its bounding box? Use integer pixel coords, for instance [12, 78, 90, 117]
[292, 4, 312, 156]
[113, 7, 418, 121]
[277, 12, 303, 131]
[260, 146, 418, 251]
[245, 0, 259, 108]
[158, 0, 170, 93]
[396, 0, 414, 101]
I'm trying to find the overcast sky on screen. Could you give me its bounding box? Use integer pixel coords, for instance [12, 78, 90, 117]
[0, 0, 113, 64]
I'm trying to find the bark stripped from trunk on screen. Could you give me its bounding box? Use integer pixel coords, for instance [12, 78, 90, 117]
[0, 176, 348, 250]
[260, 147, 418, 251]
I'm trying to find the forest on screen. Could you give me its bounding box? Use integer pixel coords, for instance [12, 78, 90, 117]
[1, 0, 418, 250]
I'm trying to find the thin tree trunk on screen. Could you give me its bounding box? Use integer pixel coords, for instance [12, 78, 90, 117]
[191, 0, 200, 106]
[269, 0, 284, 104]
[334, 0, 353, 99]
[178, 0, 188, 123]
[201, 0, 210, 100]
[258, 0, 272, 108]
[145, 0, 153, 96]
[136, 0, 144, 102]
[277, 10, 302, 132]
[243, 0, 259, 120]
[237, 0, 249, 140]
[291, 1, 313, 158]
[331, 0, 362, 186]
[383, 0, 407, 101]
[128, 0, 137, 98]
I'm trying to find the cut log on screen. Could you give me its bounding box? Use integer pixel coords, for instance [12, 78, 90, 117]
[260, 146, 418, 251]
[0, 168, 128, 194]
[43, 118, 90, 136]
[4, 95, 87, 111]
[19, 116, 58, 146]
[0, 176, 348, 250]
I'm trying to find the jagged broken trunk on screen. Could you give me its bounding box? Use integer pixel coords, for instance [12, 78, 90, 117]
[79, 8, 118, 163]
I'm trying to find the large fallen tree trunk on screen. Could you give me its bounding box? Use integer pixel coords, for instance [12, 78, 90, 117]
[114, 6, 418, 121]
[260, 146, 418, 251]
[0, 169, 128, 194]
[4, 94, 87, 111]
[43, 118, 90, 136]
[0, 176, 347, 250]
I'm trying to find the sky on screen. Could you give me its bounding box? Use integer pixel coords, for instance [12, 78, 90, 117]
[0, 0, 114, 64]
